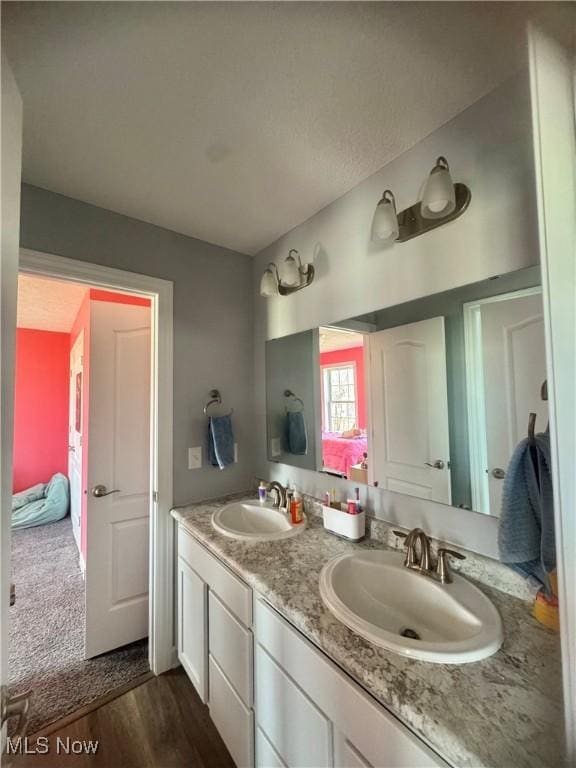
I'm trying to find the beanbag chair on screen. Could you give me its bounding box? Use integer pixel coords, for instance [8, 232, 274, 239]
[12, 473, 70, 529]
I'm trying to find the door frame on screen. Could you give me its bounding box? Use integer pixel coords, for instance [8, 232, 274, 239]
[528, 23, 576, 760]
[18, 247, 174, 676]
[462, 286, 543, 515]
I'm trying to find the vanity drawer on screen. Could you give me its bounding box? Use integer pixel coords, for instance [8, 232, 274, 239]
[255, 644, 332, 768]
[209, 655, 254, 768]
[256, 726, 288, 768]
[178, 525, 252, 627]
[255, 599, 448, 768]
[209, 590, 253, 707]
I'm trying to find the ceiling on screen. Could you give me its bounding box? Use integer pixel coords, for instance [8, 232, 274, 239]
[17, 274, 88, 332]
[2, 2, 567, 255]
[320, 327, 364, 353]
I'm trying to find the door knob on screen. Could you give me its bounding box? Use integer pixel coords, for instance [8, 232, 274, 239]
[424, 460, 445, 470]
[491, 468, 506, 479]
[1, 685, 31, 739]
[91, 484, 120, 498]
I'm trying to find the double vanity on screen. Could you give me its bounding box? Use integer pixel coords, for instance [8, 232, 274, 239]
[172, 493, 563, 768]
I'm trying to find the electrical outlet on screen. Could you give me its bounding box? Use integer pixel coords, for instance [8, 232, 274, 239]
[188, 446, 202, 470]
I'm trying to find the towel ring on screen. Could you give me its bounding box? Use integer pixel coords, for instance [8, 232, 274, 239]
[204, 389, 233, 416]
[284, 389, 304, 412]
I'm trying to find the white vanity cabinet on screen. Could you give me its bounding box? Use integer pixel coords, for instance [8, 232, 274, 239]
[177, 527, 254, 767]
[254, 599, 448, 768]
[176, 523, 449, 768]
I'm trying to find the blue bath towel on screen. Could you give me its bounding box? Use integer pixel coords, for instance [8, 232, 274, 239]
[208, 414, 235, 469]
[498, 431, 555, 593]
[285, 410, 307, 455]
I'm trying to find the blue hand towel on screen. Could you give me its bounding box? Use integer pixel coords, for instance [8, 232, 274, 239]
[498, 431, 555, 593]
[285, 411, 307, 455]
[208, 415, 235, 469]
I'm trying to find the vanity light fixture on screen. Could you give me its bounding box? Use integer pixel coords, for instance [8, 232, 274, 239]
[259, 249, 315, 298]
[371, 155, 471, 245]
[371, 190, 399, 242]
[259, 263, 280, 297]
[421, 156, 456, 219]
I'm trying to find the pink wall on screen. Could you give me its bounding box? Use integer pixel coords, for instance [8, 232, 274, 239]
[90, 289, 151, 307]
[13, 329, 70, 492]
[320, 346, 366, 429]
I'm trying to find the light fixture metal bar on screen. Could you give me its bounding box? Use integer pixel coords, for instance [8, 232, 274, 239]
[396, 183, 471, 243]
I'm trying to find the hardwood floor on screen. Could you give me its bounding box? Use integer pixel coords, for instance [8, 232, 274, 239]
[9, 668, 235, 768]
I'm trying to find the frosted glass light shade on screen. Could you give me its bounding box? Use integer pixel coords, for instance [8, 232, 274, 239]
[371, 190, 399, 242]
[260, 267, 278, 297]
[282, 253, 301, 287]
[421, 157, 456, 219]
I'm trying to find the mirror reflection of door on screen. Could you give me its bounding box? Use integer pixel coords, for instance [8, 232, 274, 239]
[367, 316, 452, 504]
[465, 288, 547, 516]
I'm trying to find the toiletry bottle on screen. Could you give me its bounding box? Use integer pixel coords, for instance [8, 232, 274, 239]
[258, 481, 267, 504]
[286, 488, 294, 516]
[355, 486, 362, 514]
[291, 489, 304, 524]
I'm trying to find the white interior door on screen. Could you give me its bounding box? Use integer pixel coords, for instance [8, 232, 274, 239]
[68, 331, 84, 555]
[1, 54, 24, 747]
[480, 291, 547, 516]
[368, 317, 451, 503]
[85, 301, 151, 659]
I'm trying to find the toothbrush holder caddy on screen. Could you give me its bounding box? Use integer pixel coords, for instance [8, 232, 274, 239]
[321, 504, 365, 542]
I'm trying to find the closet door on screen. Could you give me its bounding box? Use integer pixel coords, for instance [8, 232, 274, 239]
[68, 331, 84, 554]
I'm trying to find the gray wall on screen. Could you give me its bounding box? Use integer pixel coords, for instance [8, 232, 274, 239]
[20, 184, 254, 506]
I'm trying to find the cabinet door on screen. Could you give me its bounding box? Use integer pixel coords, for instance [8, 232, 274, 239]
[177, 556, 208, 703]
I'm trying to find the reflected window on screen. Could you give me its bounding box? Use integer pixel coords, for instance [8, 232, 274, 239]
[322, 364, 357, 432]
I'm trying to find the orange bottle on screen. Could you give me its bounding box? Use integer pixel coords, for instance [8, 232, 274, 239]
[290, 490, 304, 524]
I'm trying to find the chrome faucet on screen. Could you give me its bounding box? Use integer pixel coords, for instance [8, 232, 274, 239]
[394, 528, 465, 583]
[267, 481, 288, 510]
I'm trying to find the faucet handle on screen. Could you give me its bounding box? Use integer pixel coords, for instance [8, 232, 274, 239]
[393, 530, 408, 541]
[436, 548, 465, 584]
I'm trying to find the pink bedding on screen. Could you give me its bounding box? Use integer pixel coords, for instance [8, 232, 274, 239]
[321, 432, 368, 477]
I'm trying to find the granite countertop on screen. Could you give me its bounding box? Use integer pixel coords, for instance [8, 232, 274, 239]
[171, 493, 564, 768]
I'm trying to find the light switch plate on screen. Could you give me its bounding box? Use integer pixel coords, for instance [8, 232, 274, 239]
[188, 446, 202, 470]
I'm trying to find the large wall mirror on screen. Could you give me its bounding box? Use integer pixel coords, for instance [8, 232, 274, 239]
[265, 266, 549, 517]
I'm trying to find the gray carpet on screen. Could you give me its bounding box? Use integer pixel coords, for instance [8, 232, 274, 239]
[9, 516, 149, 734]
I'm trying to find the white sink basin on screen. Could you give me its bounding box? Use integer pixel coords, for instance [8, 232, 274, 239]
[212, 501, 306, 541]
[320, 550, 503, 664]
